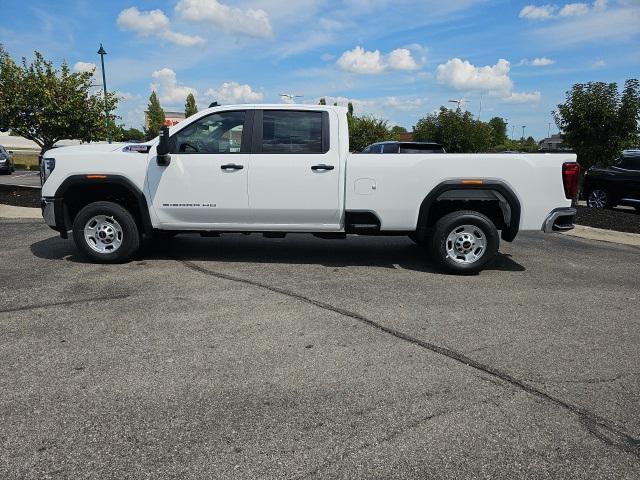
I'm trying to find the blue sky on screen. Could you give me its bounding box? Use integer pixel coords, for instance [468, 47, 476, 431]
[2, 0, 639, 139]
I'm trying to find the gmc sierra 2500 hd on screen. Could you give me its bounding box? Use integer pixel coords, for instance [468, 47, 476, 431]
[40, 104, 579, 274]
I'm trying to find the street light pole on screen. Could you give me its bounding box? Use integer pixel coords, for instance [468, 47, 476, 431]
[97, 44, 110, 143]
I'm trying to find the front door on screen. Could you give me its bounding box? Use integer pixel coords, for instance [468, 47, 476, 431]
[248, 109, 341, 228]
[147, 110, 251, 226]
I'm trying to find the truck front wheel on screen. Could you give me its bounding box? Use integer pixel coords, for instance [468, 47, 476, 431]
[428, 210, 499, 275]
[72, 201, 140, 263]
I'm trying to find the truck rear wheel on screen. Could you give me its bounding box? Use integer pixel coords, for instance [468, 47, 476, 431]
[428, 210, 499, 275]
[72, 201, 140, 263]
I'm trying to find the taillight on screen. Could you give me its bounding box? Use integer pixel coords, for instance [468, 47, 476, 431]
[562, 162, 580, 199]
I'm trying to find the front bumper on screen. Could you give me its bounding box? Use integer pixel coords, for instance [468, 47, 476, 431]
[542, 207, 577, 233]
[41, 197, 68, 238]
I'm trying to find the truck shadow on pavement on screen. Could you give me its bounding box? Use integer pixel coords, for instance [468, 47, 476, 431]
[30, 233, 526, 274]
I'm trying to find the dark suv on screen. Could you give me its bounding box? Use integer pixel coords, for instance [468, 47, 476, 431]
[582, 151, 640, 209]
[0, 145, 15, 174]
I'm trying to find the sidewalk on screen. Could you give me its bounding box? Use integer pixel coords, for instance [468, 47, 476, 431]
[0, 204, 42, 219]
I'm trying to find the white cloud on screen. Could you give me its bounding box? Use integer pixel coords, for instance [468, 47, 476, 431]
[520, 0, 613, 21]
[559, 3, 590, 16]
[593, 0, 608, 10]
[321, 53, 336, 61]
[175, 0, 272, 38]
[161, 31, 206, 47]
[436, 58, 541, 104]
[117, 7, 204, 47]
[336, 46, 385, 74]
[435, 58, 513, 94]
[150, 68, 197, 105]
[531, 57, 555, 66]
[503, 91, 542, 104]
[336, 46, 420, 74]
[529, 4, 639, 46]
[387, 48, 419, 70]
[519, 5, 556, 20]
[382, 96, 426, 111]
[73, 61, 96, 74]
[117, 7, 170, 34]
[591, 59, 606, 68]
[205, 82, 264, 104]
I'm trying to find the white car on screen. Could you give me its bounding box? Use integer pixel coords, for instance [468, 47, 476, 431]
[40, 104, 579, 274]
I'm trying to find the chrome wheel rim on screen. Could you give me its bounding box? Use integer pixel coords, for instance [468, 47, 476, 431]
[587, 189, 607, 208]
[446, 224, 486, 264]
[84, 215, 123, 254]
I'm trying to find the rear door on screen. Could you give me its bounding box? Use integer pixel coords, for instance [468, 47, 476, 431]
[147, 110, 252, 226]
[247, 109, 341, 228]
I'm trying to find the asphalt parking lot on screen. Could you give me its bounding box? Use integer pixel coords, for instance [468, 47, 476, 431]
[1, 219, 639, 479]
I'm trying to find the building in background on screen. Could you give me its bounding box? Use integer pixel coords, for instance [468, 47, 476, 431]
[144, 111, 186, 129]
[538, 134, 569, 152]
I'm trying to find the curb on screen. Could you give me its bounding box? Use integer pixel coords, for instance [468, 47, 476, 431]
[562, 225, 640, 248]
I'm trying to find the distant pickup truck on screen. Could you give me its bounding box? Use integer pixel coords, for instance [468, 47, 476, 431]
[40, 104, 579, 274]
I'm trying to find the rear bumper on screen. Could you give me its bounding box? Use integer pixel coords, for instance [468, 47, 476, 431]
[542, 207, 576, 233]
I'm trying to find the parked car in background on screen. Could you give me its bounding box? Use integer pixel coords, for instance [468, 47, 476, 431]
[362, 141, 445, 154]
[0, 145, 15, 174]
[582, 151, 640, 210]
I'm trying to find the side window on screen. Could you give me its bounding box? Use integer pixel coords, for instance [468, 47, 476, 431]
[382, 143, 397, 153]
[261, 111, 323, 154]
[173, 111, 246, 154]
[619, 156, 640, 171]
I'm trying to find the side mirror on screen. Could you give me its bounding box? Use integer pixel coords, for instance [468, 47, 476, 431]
[157, 126, 171, 166]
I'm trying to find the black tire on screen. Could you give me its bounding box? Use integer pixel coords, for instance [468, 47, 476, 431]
[72, 201, 140, 263]
[428, 210, 499, 275]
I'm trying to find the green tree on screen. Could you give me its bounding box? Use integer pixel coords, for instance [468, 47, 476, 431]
[120, 127, 145, 142]
[413, 107, 493, 152]
[348, 115, 398, 152]
[347, 101, 354, 119]
[145, 91, 165, 140]
[488, 117, 508, 145]
[554, 79, 640, 169]
[185, 93, 198, 118]
[0, 45, 119, 156]
[390, 125, 408, 136]
[318, 98, 326, 105]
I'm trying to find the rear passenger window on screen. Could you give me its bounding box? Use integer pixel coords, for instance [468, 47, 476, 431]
[382, 143, 397, 153]
[261, 111, 323, 154]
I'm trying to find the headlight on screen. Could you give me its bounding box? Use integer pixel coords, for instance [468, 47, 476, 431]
[41, 157, 56, 184]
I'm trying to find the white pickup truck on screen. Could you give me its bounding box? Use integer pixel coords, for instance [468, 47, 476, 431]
[40, 104, 579, 274]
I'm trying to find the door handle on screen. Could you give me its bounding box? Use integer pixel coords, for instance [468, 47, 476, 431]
[221, 164, 244, 170]
[311, 164, 334, 171]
